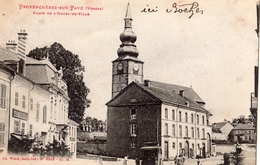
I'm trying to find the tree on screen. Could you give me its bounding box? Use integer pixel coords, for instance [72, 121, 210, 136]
[231, 115, 255, 125]
[27, 42, 91, 123]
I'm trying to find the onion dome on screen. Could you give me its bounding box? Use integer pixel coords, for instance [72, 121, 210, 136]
[117, 3, 139, 58]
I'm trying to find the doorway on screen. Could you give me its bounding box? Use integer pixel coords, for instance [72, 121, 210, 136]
[184, 141, 189, 158]
[164, 141, 169, 159]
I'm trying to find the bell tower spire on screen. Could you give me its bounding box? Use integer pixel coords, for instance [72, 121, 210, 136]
[124, 3, 132, 29]
[117, 3, 139, 58]
[111, 3, 144, 98]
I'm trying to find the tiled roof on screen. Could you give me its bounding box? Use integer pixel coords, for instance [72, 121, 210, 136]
[0, 47, 59, 84]
[137, 81, 208, 112]
[148, 81, 205, 104]
[68, 119, 79, 126]
[233, 124, 255, 130]
[0, 47, 20, 61]
[212, 122, 229, 129]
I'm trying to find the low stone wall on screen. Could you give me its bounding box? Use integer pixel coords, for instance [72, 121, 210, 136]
[77, 141, 106, 155]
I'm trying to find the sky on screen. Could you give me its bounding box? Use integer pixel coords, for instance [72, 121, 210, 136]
[0, 0, 258, 123]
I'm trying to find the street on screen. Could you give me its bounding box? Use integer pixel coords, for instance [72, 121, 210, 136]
[76, 144, 256, 165]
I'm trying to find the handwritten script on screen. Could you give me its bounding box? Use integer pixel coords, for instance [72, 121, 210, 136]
[141, 2, 203, 19]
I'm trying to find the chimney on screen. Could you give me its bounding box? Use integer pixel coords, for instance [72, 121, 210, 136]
[6, 40, 17, 52]
[17, 29, 28, 60]
[144, 79, 151, 88]
[17, 30, 28, 75]
[179, 90, 184, 97]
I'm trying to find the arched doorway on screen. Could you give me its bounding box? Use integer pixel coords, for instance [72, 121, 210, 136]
[207, 133, 211, 157]
[184, 141, 189, 158]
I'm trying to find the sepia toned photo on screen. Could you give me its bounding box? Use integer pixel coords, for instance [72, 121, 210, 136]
[0, 0, 258, 165]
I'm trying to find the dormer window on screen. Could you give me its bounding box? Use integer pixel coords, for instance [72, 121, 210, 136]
[130, 109, 136, 120]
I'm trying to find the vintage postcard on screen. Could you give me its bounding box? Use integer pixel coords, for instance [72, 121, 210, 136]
[0, 0, 258, 165]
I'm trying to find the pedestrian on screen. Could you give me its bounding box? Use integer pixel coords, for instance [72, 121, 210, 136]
[174, 155, 178, 165]
[135, 157, 140, 165]
[123, 155, 128, 165]
[97, 156, 103, 165]
[197, 157, 200, 165]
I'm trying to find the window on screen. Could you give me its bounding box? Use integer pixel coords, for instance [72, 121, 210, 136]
[131, 142, 135, 148]
[185, 126, 188, 137]
[179, 142, 182, 149]
[191, 127, 194, 138]
[30, 98, 33, 111]
[172, 110, 175, 120]
[172, 124, 175, 136]
[202, 116, 205, 125]
[197, 128, 200, 138]
[192, 143, 194, 150]
[0, 84, 7, 108]
[29, 124, 33, 136]
[43, 105, 47, 123]
[15, 92, 18, 106]
[0, 122, 5, 146]
[117, 85, 122, 92]
[197, 115, 199, 124]
[165, 123, 168, 135]
[130, 124, 137, 136]
[130, 109, 136, 120]
[14, 120, 20, 133]
[179, 111, 182, 122]
[202, 128, 205, 138]
[172, 142, 175, 149]
[21, 122, 25, 134]
[179, 125, 182, 137]
[22, 95, 26, 108]
[185, 113, 188, 122]
[191, 114, 194, 123]
[165, 108, 168, 119]
[249, 136, 252, 140]
[36, 103, 40, 121]
[245, 135, 247, 140]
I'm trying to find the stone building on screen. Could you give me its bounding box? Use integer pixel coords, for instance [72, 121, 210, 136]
[0, 30, 78, 158]
[106, 3, 213, 160]
[212, 121, 233, 141]
[230, 124, 256, 143]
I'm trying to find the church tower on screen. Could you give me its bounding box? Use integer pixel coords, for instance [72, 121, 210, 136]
[112, 3, 144, 98]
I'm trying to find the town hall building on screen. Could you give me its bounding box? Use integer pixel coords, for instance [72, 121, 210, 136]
[106, 3, 213, 160]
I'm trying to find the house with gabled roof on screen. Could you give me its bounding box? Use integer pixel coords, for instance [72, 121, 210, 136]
[107, 81, 213, 159]
[106, 3, 213, 160]
[212, 121, 233, 141]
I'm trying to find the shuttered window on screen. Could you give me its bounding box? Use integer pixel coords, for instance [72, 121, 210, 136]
[0, 85, 6, 108]
[0, 122, 5, 146]
[43, 105, 47, 123]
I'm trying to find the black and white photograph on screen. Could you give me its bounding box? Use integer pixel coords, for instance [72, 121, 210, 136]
[0, 0, 258, 164]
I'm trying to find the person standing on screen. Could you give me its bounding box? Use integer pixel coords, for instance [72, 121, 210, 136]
[123, 155, 128, 165]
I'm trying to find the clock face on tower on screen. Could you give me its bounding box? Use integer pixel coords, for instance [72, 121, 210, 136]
[117, 62, 123, 71]
[133, 63, 139, 71]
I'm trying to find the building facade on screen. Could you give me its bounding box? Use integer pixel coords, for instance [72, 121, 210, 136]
[0, 31, 78, 157]
[0, 62, 13, 155]
[107, 4, 212, 160]
[212, 121, 233, 141]
[230, 124, 256, 143]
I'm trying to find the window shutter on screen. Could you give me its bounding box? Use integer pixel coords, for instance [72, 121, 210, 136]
[0, 122, 5, 145]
